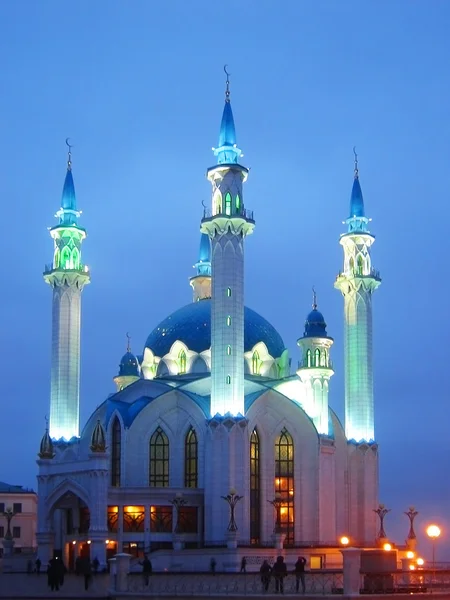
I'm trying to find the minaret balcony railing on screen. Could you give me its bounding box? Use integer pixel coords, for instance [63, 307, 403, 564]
[298, 359, 334, 370]
[44, 263, 89, 275]
[202, 207, 254, 221]
[337, 267, 381, 281]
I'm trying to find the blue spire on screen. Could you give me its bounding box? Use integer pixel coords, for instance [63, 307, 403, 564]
[212, 66, 243, 165]
[57, 141, 80, 226]
[195, 233, 211, 277]
[345, 148, 369, 233]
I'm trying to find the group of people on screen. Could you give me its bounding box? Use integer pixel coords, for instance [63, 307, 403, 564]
[260, 556, 307, 594]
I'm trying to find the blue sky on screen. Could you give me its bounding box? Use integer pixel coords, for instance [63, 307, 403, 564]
[1, 0, 449, 558]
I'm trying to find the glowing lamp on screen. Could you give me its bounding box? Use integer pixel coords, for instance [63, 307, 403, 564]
[105, 540, 110, 544]
[87, 540, 91, 545]
[72, 541, 76, 545]
[340, 536, 350, 546]
[406, 551, 415, 559]
[383, 543, 392, 551]
[417, 558, 424, 566]
[409, 565, 416, 571]
[426, 525, 441, 539]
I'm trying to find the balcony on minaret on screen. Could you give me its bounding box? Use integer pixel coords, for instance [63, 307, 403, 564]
[201, 206, 255, 223]
[44, 262, 89, 276]
[335, 267, 381, 283]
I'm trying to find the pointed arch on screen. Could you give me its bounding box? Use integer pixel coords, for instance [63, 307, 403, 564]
[111, 417, 121, 487]
[250, 428, 260, 544]
[349, 256, 355, 274]
[252, 350, 260, 375]
[274, 427, 295, 545]
[235, 193, 241, 213]
[306, 349, 312, 368]
[178, 350, 187, 374]
[61, 246, 71, 270]
[54, 248, 60, 269]
[71, 247, 80, 270]
[184, 427, 198, 488]
[357, 254, 364, 276]
[149, 426, 169, 487]
[213, 190, 222, 215]
[314, 348, 320, 367]
[225, 192, 232, 216]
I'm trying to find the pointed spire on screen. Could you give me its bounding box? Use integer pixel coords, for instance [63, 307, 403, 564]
[58, 139, 80, 226]
[212, 66, 242, 165]
[349, 147, 365, 219]
[196, 233, 212, 277]
[126, 332, 131, 353]
[312, 286, 318, 310]
[38, 418, 55, 459]
[90, 420, 107, 453]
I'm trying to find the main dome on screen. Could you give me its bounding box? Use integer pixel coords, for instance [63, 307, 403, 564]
[145, 299, 285, 358]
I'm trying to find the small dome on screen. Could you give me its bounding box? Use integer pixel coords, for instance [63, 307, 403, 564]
[38, 429, 54, 459]
[304, 309, 328, 338]
[119, 351, 139, 377]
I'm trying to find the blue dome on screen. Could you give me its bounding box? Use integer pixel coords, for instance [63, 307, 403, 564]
[145, 299, 285, 358]
[304, 309, 328, 338]
[119, 351, 139, 377]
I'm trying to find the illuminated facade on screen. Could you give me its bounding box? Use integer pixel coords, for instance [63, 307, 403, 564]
[36, 76, 381, 571]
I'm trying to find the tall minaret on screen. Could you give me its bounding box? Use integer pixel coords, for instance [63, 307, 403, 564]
[334, 150, 381, 442]
[200, 67, 255, 416]
[43, 141, 90, 440]
[189, 233, 212, 302]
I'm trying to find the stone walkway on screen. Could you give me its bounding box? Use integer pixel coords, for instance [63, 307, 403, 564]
[0, 573, 109, 598]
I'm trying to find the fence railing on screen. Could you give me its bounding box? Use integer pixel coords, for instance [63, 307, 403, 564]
[126, 571, 344, 595]
[361, 569, 450, 594]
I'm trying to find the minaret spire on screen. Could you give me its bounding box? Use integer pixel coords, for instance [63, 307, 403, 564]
[224, 64, 231, 102]
[43, 142, 90, 440]
[312, 286, 317, 310]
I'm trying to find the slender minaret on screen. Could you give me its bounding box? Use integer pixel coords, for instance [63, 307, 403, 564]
[43, 141, 90, 440]
[297, 290, 334, 435]
[334, 150, 381, 442]
[201, 67, 255, 417]
[190, 233, 212, 301]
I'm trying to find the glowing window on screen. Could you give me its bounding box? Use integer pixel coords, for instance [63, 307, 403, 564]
[227, 345, 232, 355]
[179, 350, 187, 374]
[252, 351, 260, 375]
[275, 428, 295, 546]
[54, 249, 60, 269]
[225, 192, 232, 216]
[236, 194, 241, 212]
[306, 349, 312, 368]
[314, 349, 320, 367]
[184, 428, 198, 488]
[214, 190, 222, 215]
[227, 316, 231, 326]
[71, 247, 80, 270]
[149, 427, 169, 487]
[357, 255, 364, 276]
[349, 257, 355, 273]
[226, 375, 231, 384]
[227, 287, 232, 297]
[250, 429, 260, 545]
[111, 417, 121, 487]
[61, 246, 71, 270]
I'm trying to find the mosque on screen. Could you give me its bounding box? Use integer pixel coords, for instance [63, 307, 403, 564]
[36, 73, 381, 570]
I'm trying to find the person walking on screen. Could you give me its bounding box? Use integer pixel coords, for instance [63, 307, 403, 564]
[272, 556, 287, 594]
[240, 556, 247, 573]
[92, 557, 100, 574]
[260, 560, 272, 592]
[140, 554, 152, 586]
[35, 557, 41, 575]
[294, 556, 307, 593]
[47, 558, 60, 591]
[80, 556, 92, 591]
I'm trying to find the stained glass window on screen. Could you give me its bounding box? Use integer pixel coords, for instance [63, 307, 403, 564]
[275, 428, 294, 545]
[250, 429, 260, 544]
[111, 417, 121, 487]
[149, 427, 169, 487]
[185, 428, 198, 488]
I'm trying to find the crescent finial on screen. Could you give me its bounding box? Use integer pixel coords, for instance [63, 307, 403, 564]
[223, 65, 231, 100]
[353, 146, 359, 178]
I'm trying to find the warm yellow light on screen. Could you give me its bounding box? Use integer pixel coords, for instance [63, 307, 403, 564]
[124, 505, 144, 513]
[105, 540, 110, 544]
[426, 525, 441, 539]
[409, 565, 416, 571]
[289, 490, 294, 496]
[383, 543, 392, 551]
[72, 541, 76, 545]
[340, 536, 350, 546]
[417, 558, 424, 566]
[275, 479, 280, 485]
[406, 551, 415, 559]
[280, 507, 287, 515]
[87, 540, 91, 545]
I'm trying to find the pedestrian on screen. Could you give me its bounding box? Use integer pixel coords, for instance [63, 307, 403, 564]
[240, 556, 247, 573]
[92, 557, 100, 574]
[294, 556, 307, 593]
[47, 558, 60, 591]
[272, 556, 287, 594]
[35, 557, 41, 575]
[80, 556, 92, 591]
[260, 560, 272, 592]
[57, 558, 67, 587]
[139, 554, 152, 586]
[210, 557, 217, 575]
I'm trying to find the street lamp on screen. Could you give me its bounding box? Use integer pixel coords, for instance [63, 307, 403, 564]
[220, 489, 243, 532]
[405, 506, 419, 549]
[170, 494, 188, 533]
[373, 504, 391, 541]
[268, 492, 283, 534]
[426, 524, 441, 592]
[340, 536, 350, 546]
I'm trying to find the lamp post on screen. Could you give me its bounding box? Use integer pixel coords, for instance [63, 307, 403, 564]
[268, 492, 283, 534]
[426, 524, 441, 592]
[405, 506, 419, 550]
[1, 508, 16, 541]
[373, 504, 391, 542]
[170, 494, 188, 534]
[221, 488, 243, 532]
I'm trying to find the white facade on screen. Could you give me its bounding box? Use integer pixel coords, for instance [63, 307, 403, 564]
[36, 83, 381, 571]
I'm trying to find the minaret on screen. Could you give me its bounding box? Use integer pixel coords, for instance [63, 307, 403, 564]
[43, 141, 90, 440]
[190, 233, 212, 301]
[200, 67, 255, 416]
[334, 150, 381, 442]
[297, 290, 334, 435]
[113, 334, 140, 391]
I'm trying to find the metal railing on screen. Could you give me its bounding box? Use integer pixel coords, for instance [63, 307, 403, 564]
[202, 208, 254, 221]
[44, 263, 89, 274]
[361, 569, 450, 594]
[126, 571, 344, 595]
[336, 268, 381, 280]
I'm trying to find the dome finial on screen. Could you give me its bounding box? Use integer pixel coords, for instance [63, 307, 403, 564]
[126, 331, 131, 353]
[312, 286, 317, 310]
[65, 137, 73, 171]
[224, 64, 231, 103]
[353, 146, 359, 179]
[38, 416, 55, 459]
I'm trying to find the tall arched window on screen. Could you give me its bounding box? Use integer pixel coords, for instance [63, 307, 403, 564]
[184, 428, 198, 488]
[306, 349, 312, 368]
[111, 417, 121, 487]
[357, 255, 364, 276]
[314, 348, 320, 367]
[235, 194, 241, 213]
[250, 429, 260, 544]
[54, 249, 60, 269]
[149, 427, 169, 487]
[179, 350, 187, 374]
[71, 247, 80, 270]
[349, 257, 355, 274]
[61, 246, 70, 270]
[225, 192, 232, 216]
[275, 428, 294, 545]
[252, 351, 260, 375]
[214, 190, 222, 215]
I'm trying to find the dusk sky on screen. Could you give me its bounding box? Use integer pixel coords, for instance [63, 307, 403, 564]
[1, 1, 449, 558]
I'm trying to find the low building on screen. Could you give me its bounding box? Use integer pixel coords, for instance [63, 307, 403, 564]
[0, 481, 37, 554]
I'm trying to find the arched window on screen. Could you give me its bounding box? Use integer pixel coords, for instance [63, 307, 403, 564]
[306, 349, 312, 368]
[349, 257, 355, 274]
[226, 375, 231, 384]
[149, 427, 169, 487]
[111, 417, 121, 487]
[314, 348, 320, 367]
[227, 287, 232, 297]
[61, 246, 71, 270]
[227, 345, 232, 356]
[274, 428, 294, 545]
[320, 350, 326, 367]
[214, 190, 222, 215]
[54, 249, 60, 269]
[71, 247, 80, 270]
[357, 255, 364, 276]
[225, 192, 232, 216]
[184, 428, 198, 488]
[250, 428, 260, 544]
[179, 350, 187, 374]
[252, 351, 260, 375]
[227, 316, 231, 326]
[235, 194, 241, 213]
